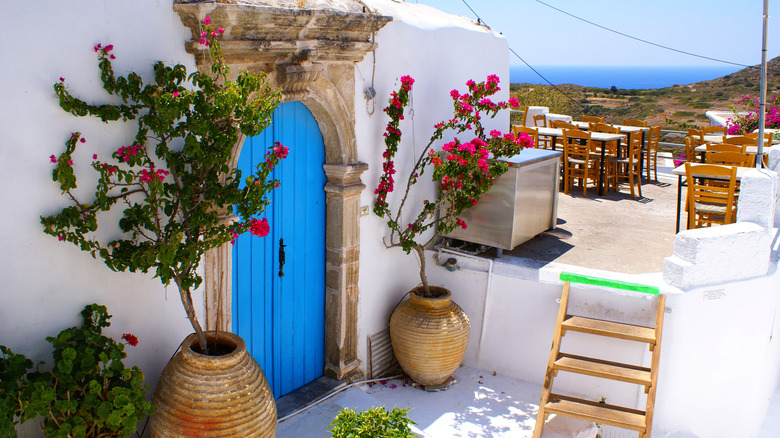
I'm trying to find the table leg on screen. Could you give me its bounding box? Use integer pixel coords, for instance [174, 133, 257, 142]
[676, 175, 682, 233]
[640, 130, 646, 180]
[598, 140, 607, 195]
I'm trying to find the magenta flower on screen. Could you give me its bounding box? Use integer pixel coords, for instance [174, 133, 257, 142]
[104, 44, 113, 52]
[173, 91, 179, 98]
[93, 154, 98, 160]
[249, 218, 270, 237]
[50, 155, 57, 163]
[80, 138, 86, 143]
[58, 235, 64, 241]
[59, 77, 65, 82]
[203, 17, 211, 24]
[218, 27, 225, 34]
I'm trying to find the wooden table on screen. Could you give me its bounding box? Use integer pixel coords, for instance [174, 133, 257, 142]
[534, 127, 626, 196]
[671, 163, 751, 233]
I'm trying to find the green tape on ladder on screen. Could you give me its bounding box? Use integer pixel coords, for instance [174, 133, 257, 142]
[559, 272, 659, 295]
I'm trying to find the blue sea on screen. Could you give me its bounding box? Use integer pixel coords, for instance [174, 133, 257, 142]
[509, 65, 743, 89]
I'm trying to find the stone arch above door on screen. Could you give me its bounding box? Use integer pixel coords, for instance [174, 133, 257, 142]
[174, 0, 391, 381]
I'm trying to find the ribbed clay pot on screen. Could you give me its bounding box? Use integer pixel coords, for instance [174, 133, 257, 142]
[149, 331, 276, 437]
[390, 286, 470, 386]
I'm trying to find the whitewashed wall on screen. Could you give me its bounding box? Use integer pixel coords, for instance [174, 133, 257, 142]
[354, 0, 511, 370]
[0, 5, 198, 435]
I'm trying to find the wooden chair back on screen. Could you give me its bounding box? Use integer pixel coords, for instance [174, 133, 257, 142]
[744, 131, 774, 145]
[589, 123, 619, 134]
[532, 114, 547, 127]
[582, 115, 604, 123]
[707, 143, 746, 154]
[512, 125, 540, 149]
[705, 143, 754, 167]
[622, 119, 647, 127]
[722, 135, 758, 146]
[684, 163, 738, 229]
[550, 120, 577, 130]
[702, 126, 727, 135]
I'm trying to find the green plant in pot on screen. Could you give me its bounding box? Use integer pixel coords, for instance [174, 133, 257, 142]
[374, 75, 532, 386]
[0, 304, 152, 438]
[40, 17, 283, 437]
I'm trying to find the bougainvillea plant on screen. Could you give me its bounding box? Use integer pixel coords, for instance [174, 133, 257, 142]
[726, 94, 780, 134]
[40, 18, 287, 354]
[374, 75, 533, 297]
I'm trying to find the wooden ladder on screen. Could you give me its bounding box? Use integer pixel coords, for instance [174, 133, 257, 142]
[532, 273, 666, 438]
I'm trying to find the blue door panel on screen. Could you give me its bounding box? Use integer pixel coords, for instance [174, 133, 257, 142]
[233, 101, 326, 399]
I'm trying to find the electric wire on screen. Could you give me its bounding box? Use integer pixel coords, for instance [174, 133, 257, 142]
[533, 0, 750, 68]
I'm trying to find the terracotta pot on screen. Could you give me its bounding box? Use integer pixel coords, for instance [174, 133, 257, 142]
[389, 286, 470, 386]
[150, 331, 276, 437]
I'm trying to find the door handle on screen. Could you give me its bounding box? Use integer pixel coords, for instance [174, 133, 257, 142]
[278, 237, 286, 277]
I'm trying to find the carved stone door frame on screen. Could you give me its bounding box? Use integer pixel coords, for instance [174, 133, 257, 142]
[175, 1, 390, 381]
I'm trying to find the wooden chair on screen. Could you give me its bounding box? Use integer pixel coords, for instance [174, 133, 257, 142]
[645, 125, 662, 181]
[532, 114, 547, 128]
[581, 115, 604, 124]
[589, 122, 620, 162]
[702, 126, 727, 136]
[684, 163, 738, 229]
[686, 128, 705, 162]
[562, 128, 599, 196]
[609, 130, 643, 199]
[622, 118, 647, 127]
[512, 125, 540, 149]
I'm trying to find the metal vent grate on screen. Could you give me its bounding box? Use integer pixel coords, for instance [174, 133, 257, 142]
[367, 328, 398, 379]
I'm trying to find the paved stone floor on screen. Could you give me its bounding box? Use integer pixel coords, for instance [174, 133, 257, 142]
[503, 155, 680, 275]
[276, 366, 780, 437]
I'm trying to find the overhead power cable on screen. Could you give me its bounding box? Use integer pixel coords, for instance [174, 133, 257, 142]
[534, 0, 751, 68]
[457, 0, 583, 108]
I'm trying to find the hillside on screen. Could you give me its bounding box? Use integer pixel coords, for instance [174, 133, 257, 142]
[510, 56, 780, 130]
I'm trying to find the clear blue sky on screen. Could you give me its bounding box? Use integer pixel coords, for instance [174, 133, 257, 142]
[412, 0, 778, 68]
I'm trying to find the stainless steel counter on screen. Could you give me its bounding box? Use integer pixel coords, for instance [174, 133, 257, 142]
[444, 148, 561, 250]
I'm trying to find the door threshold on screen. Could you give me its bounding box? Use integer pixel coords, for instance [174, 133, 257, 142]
[276, 376, 346, 419]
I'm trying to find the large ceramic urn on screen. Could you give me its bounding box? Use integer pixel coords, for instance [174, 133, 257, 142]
[389, 286, 470, 386]
[149, 331, 276, 437]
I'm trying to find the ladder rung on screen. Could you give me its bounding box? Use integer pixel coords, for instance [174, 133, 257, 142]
[562, 315, 656, 345]
[554, 353, 652, 387]
[545, 394, 647, 432]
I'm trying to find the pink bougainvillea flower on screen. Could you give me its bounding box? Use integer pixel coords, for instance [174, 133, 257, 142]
[80, 138, 86, 143]
[249, 217, 270, 237]
[218, 27, 225, 34]
[122, 333, 139, 346]
[203, 16, 211, 24]
[59, 77, 65, 82]
[109, 54, 116, 59]
[104, 44, 114, 52]
[272, 142, 289, 159]
[173, 91, 179, 98]
[58, 235, 64, 241]
[67, 160, 73, 165]
[93, 154, 98, 160]
[50, 155, 57, 163]
[94, 43, 102, 52]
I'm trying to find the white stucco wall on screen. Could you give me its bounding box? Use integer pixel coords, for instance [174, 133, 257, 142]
[354, 0, 511, 370]
[0, 4, 199, 432]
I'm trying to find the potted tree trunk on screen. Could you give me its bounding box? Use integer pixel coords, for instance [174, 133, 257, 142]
[374, 75, 532, 386]
[41, 17, 282, 437]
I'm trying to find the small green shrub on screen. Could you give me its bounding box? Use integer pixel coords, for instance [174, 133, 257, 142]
[328, 406, 417, 438]
[0, 304, 152, 438]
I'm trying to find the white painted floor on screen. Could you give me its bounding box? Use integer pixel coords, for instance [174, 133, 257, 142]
[276, 366, 780, 438]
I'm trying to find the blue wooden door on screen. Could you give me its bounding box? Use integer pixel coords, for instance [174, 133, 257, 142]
[232, 101, 326, 399]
